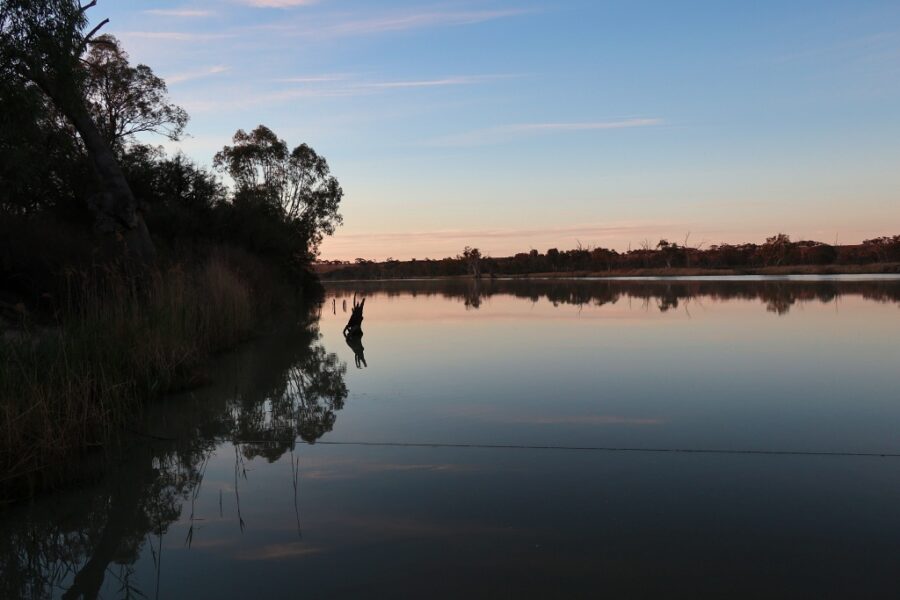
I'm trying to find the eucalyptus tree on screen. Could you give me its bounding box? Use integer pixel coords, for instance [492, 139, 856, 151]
[83, 34, 187, 149]
[214, 125, 344, 257]
[1, 0, 156, 263]
[0, 73, 85, 214]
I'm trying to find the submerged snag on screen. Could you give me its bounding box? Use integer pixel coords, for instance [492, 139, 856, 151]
[343, 295, 365, 338]
[345, 333, 367, 368]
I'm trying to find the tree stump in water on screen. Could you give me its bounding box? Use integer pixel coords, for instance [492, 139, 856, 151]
[343, 296, 365, 337]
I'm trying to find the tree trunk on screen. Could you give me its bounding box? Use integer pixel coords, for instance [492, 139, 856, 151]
[37, 78, 156, 266]
[67, 105, 157, 265]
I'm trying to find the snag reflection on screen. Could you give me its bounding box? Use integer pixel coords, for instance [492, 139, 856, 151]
[3, 277, 900, 598]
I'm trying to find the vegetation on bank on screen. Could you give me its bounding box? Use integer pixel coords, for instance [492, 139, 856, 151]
[0, 2, 342, 499]
[1, 250, 270, 496]
[1, 315, 348, 598]
[320, 235, 900, 280]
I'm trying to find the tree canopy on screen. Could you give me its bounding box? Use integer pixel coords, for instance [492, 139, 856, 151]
[1, 0, 96, 93]
[214, 125, 343, 255]
[83, 34, 188, 148]
[2, 2, 342, 286]
[1, 0, 157, 262]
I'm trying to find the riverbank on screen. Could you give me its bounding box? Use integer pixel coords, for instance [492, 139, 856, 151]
[0, 247, 311, 504]
[322, 262, 900, 282]
[519, 262, 900, 278]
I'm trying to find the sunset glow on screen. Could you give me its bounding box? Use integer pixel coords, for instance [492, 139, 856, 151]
[87, 0, 900, 260]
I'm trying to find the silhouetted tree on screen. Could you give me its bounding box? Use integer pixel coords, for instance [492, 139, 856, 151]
[83, 34, 187, 150]
[461, 246, 482, 278]
[0, 72, 87, 214]
[214, 125, 343, 256]
[1, 0, 156, 263]
[761, 233, 792, 266]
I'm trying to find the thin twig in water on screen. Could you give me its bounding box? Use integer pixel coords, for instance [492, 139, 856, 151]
[290, 447, 302, 538]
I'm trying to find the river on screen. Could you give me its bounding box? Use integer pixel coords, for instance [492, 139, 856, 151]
[3, 277, 900, 598]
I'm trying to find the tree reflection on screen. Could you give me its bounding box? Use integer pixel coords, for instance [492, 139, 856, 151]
[233, 343, 347, 460]
[346, 333, 367, 369]
[0, 315, 347, 600]
[328, 278, 900, 316]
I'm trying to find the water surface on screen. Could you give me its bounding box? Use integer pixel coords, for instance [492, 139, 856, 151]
[3, 277, 900, 598]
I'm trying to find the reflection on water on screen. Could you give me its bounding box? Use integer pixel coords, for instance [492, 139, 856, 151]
[326, 276, 900, 315]
[2, 277, 900, 598]
[0, 316, 346, 599]
[345, 334, 367, 369]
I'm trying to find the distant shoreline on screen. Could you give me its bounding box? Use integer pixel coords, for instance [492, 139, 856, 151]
[320, 262, 900, 282]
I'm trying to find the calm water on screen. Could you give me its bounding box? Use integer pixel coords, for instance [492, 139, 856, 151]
[3, 277, 900, 598]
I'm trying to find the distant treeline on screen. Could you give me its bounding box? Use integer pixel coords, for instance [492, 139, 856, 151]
[327, 278, 900, 315]
[321, 234, 900, 280]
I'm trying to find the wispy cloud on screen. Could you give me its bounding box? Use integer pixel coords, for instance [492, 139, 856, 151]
[332, 223, 671, 242]
[184, 73, 510, 112]
[119, 31, 236, 42]
[179, 86, 371, 113]
[273, 74, 352, 83]
[261, 8, 533, 39]
[277, 73, 511, 89]
[143, 8, 213, 17]
[273, 74, 511, 89]
[243, 0, 318, 7]
[126, 7, 531, 51]
[429, 118, 663, 146]
[166, 65, 230, 85]
[359, 75, 507, 89]
[323, 9, 530, 36]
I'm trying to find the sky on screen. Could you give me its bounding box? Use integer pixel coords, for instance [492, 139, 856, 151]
[92, 0, 900, 260]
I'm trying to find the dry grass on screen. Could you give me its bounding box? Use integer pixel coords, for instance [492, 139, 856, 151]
[0, 250, 273, 499]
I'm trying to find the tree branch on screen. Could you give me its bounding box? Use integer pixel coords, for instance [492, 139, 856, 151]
[81, 18, 109, 53]
[79, 1, 98, 15]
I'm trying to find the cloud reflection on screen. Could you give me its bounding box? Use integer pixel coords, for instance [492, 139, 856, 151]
[235, 543, 323, 560]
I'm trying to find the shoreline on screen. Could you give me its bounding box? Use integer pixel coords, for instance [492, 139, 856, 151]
[321, 262, 900, 283]
[0, 254, 316, 505]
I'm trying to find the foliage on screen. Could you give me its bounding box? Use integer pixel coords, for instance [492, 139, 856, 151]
[0, 75, 87, 215]
[0, 0, 93, 94]
[2, 0, 162, 262]
[0, 6, 343, 502]
[460, 246, 482, 277]
[83, 34, 188, 148]
[2, 28, 342, 293]
[214, 125, 343, 256]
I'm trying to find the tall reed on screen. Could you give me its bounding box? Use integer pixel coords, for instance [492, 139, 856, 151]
[0, 250, 270, 500]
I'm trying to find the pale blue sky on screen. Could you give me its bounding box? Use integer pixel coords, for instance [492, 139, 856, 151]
[96, 0, 900, 259]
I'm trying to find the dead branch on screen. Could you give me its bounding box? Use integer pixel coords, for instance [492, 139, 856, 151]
[80, 18, 109, 53]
